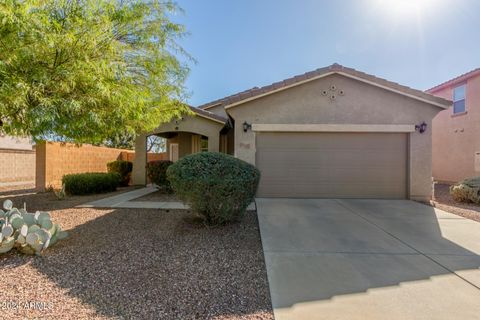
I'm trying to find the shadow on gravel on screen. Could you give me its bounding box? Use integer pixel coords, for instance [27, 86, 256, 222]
[0, 187, 136, 211]
[26, 208, 273, 319]
[0, 188, 36, 197]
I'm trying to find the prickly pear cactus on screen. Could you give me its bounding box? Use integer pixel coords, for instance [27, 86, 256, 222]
[0, 200, 68, 255]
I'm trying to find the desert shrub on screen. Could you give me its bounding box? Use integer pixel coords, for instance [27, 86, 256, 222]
[107, 160, 133, 186]
[147, 160, 173, 191]
[167, 152, 260, 225]
[450, 177, 480, 203]
[62, 172, 120, 195]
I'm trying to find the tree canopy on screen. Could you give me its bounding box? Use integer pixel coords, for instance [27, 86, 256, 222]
[0, 0, 191, 143]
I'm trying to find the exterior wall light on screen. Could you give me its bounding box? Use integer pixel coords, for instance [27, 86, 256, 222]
[415, 122, 427, 133]
[243, 121, 252, 132]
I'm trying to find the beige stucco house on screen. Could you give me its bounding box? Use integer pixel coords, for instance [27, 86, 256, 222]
[427, 68, 480, 183]
[133, 64, 451, 201]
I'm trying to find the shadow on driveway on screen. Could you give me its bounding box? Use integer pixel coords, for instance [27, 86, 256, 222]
[256, 198, 480, 319]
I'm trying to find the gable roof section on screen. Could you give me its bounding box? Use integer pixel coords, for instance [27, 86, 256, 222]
[198, 63, 451, 110]
[189, 105, 227, 124]
[426, 68, 480, 93]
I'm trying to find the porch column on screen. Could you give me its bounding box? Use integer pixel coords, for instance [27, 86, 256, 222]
[208, 134, 220, 152]
[132, 133, 147, 185]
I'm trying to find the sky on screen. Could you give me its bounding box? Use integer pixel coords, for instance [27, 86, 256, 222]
[173, 0, 480, 107]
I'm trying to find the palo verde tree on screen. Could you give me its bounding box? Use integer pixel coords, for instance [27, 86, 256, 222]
[0, 0, 191, 143]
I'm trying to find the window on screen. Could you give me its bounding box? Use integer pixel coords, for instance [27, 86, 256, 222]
[453, 84, 466, 114]
[200, 137, 208, 152]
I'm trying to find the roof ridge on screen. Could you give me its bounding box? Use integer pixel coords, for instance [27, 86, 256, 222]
[426, 68, 480, 92]
[197, 87, 260, 110]
[198, 65, 334, 110]
[198, 63, 451, 110]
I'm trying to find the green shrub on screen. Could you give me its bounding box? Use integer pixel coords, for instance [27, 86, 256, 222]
[450, 177, 480, 203]
[167, 152, 260, 225]
[107, 160, 133, 186]
[147, 160, 173, 191]
[62, 172, 120, 195]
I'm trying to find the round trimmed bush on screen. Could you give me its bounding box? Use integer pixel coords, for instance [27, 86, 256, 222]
[167, 152, 260, 225]
[107, 160, 133, 186]
[147, 160, 173, 191]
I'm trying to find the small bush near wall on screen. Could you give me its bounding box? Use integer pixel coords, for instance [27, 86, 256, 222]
[147, 160, 173, 191]
[62, 173, 120, 195]
[167, 152, 260, 225]
[450, 177, 480, 203]
[107, 160, 133, 186]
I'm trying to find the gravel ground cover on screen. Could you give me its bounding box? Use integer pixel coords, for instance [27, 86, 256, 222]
[0, 192, 273, 319]
[432, 183, 480, 222]
[133, 189, 178, 202]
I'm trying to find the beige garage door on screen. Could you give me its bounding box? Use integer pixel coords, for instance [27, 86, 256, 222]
[256, 132, 408, 198]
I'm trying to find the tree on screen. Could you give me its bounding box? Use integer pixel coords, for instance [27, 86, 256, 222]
[146, 134, 166, 153]
[103, 130, 136, 149]
[0, 0, 191, 143]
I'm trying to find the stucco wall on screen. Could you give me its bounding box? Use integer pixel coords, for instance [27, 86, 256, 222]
[0, 135, 35, 192]
[430, 74, 480, 183]
[0, 148, 35, 192]
[0, 136, 33, 150]
[227, 74, 442, 201]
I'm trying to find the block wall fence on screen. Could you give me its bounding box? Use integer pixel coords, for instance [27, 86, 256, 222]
[35, 141, 166, 191]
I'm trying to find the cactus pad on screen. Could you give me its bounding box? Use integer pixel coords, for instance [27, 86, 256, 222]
[3, 200, 13, 211]
[0, 200, 68, 255]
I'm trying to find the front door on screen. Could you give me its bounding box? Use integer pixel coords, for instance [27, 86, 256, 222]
[169, 143, 179, 162]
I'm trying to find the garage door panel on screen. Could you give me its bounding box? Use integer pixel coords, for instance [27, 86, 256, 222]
[256, 132, 407, 199]
[260, 182, 407, 198]
[257, 147, 405, 166]
[257, 132, 406, 149]
[258, 150, 405, 168]
[261, 169, 405, 184]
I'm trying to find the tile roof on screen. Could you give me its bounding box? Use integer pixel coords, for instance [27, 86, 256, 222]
[426, 68, 480, 93]
[198, 63, 451, 110]
[189, 105, 227, 124]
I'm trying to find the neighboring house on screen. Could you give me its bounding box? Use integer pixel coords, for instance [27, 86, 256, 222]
[426, 68, 480, 183]
[132, 64, 451, 201]
[0, 135, 34, 150]
[0, 135, 35, 192]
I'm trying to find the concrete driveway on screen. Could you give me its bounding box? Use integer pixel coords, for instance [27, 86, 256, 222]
[256, 199, 480, 320]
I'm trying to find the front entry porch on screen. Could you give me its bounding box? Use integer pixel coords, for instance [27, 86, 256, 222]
[161, 131, 210, 162]
[132, 107, 230, 185]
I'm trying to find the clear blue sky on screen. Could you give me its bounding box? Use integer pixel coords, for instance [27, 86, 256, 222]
[174, 0, 479, 106]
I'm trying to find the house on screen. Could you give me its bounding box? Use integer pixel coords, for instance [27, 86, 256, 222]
[0, 135, 34, 150]
[132, 64, 451, 201]
[427, 68, 480, 183]
[0, 135, 35, 192]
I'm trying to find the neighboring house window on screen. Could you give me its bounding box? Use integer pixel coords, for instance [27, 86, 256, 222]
[453, 84, 466, 114]
[200, 137, 208, 152]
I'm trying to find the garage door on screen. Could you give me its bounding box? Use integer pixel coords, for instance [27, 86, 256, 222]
[256, 132, 408, 198]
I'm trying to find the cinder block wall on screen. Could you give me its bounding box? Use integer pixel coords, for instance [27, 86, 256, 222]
[35, 141, 166, 191]
[122, 151, 167, 163]
[0, 148, 36, 191]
